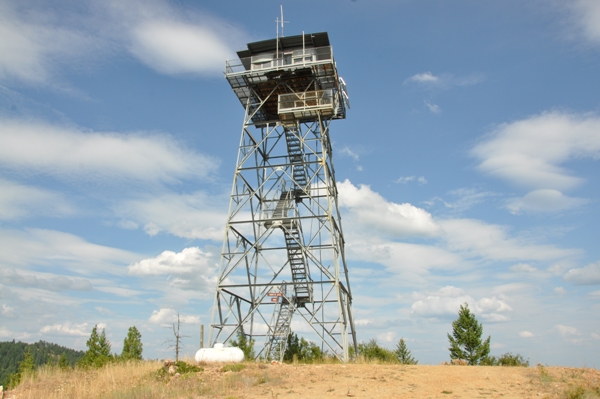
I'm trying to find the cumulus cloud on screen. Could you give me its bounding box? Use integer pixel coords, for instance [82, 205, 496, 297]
[472, 112, 600, 190]
[116, 192, 227, 240]
[0, 119, 217, 184]
[0, 326, 31, 340]
[519, 331, 535, 338]
[129, 247, 213, 276]
[39, 322, 90, 337]
[0, 179, 74, 220]
[338, 179, 440, 237]
[129, 247, 218, 293]
[506, 189, 588, 214]
[563, 261, 600, 285]
[148, 308, 200, 325]
[410, 286, 512, 322]
[376, 331, 397, 343]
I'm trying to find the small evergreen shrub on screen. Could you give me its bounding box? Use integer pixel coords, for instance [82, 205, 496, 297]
[221, 364, 245, 372]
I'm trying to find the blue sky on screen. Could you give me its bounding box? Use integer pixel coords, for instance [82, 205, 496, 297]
[1, 0, 599, 366]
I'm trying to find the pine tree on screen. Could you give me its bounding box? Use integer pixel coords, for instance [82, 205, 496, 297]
[6, 349, 35, 388]
[98, 328, 111, 358]
[58, 353, 70, 370]
[18, 350, 35, 375]
[395, 338, 418, 364]
[230, 328, 255, 360]
[121, 326, 143, 361]
[78, 325, 113, 368]
[447, 303, 491, 365]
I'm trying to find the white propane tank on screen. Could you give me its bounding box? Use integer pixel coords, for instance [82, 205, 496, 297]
[195, 343, 245, 363]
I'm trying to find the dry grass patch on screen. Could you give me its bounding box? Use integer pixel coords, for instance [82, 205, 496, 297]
[6, 361, 600, 399]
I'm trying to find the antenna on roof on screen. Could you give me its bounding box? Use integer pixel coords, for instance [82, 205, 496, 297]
[276, 5, 288, 38]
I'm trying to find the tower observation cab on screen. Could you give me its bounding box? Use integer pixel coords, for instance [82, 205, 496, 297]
[210, 32, 356, 362]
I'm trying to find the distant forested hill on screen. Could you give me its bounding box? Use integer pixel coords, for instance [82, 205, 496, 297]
[0, 340, 84, 386]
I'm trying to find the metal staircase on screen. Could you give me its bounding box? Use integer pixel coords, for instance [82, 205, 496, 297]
[283, 221, 312, 306]
[285, 128, 308, 191]
[265, 289, 294, 362]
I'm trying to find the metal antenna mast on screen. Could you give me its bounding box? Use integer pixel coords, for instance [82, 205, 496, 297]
[210, 32, 356, 362]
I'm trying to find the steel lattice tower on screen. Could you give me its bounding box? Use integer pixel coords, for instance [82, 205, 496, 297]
[209, 32, 357, 362]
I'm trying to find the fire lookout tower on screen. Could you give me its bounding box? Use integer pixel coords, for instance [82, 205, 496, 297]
[209, 32, 357, 362]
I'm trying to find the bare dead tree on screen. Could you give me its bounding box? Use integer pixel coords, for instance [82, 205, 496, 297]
[163, 313, 190, 362]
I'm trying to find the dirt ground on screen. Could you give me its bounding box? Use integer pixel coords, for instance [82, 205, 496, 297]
[5, 361, 599, 399]
[206, 363, 600, 399]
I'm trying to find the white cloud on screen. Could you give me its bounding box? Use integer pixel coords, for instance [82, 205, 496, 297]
[410, 286, 511, 322]
[338, 179, 440, 237]
[0, 119, 217, 184]
[116, 192, 226, 240]
[411, 286, 473, 317]
[104, 0, 243, 77]
[563, 261, 600, 285]
[424, 101, 441, 114]
[39, 322, 90, 337]
[95, 306, 113, 315]
[554, 287, 567, 296]
[129, 247, 214, 276]
[0, 0, 243, 85]
[95, 286, 143, 297]
[0, 228, 139, 275]
[440, 218, 578, 262]
[437, 188, 496, 213]
[0, 179, 74, 220]
[506, 189, 588, 214]
[0, 326, 31, 340]
[0, 268, 93, 291]
[376, 331, 397, 343]
[472, 111, 600, 190]
[571, 0, 600, 44]
[1, 304, 15, 317]
[510, 263, 538, 273]
[405, 72, 439, 84]
[148, 308, 200, 325]
[0, 2, 99, 85]
[339, 146, 360, 161]
[129, 247, 218, 294]
[395, 176, 427, 184]
[347, 240, 463, 283]
[519, 331, 535, 338]
[129, 21, 235, 76]
[555, 324, 579, 337]
[404, 71, 484, 87]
